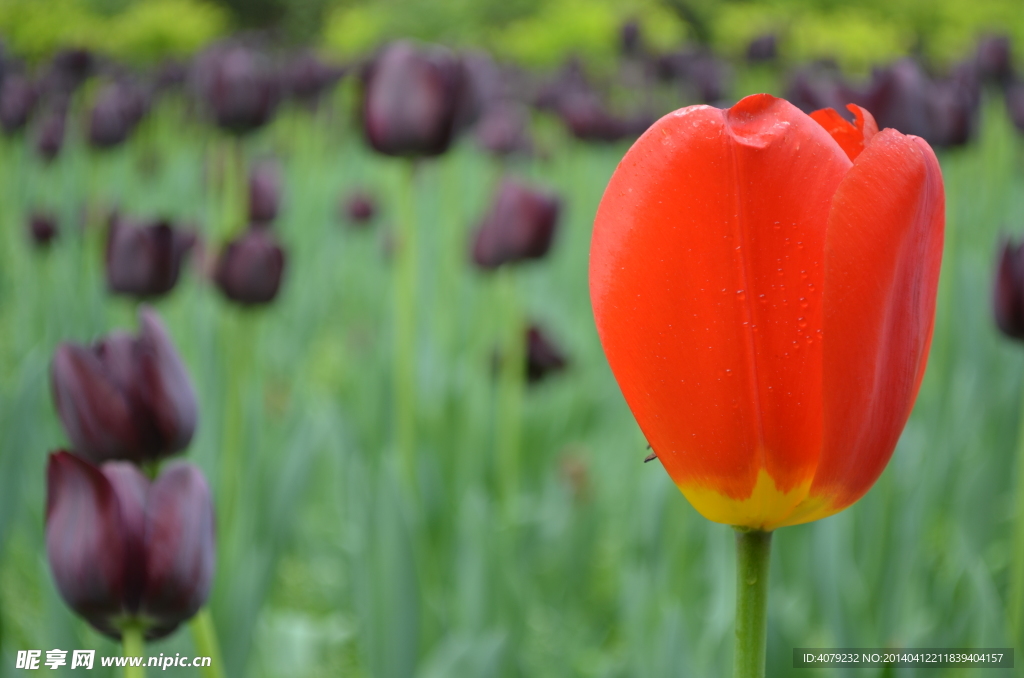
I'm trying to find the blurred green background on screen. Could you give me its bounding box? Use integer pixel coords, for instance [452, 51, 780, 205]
[1, 1, 1024, 677]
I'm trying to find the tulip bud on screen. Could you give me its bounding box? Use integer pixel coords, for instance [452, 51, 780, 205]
[248, 161, 281, 224]
[89, 80, 149, 149]
[1008, 83, 1024, 134]
[471, 179, 560, 270]
[361, 41, 464, 157]
[746, 34, 778, 63]
[35, 107, 66, 161]
[106, 215, 195, 298]
[284, 51, 344, 106]
[995, 238, 1024, 340]
[46, 451, 214, 640]
[46, 48, 94, 95]
[0, 73, 37, 134]
[214, 228, 286, 305]
[342, 191, 376, 226]
[975, 35, 1013, 85]
[194, 44, 280, 135]
[28, 211, 58, 247]
[620, 20, 643, 58]
[526, 325, 567, 383]
[557, 92, 628, 143]
[51, 307, 198, 464]
[475, 104, 531, 156]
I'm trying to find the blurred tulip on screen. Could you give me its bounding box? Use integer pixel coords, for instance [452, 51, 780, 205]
[746, 33, 778, 63]
[1007, 83, 1024, 133]
[283, 51, 344, 105]
[591, 94, 943, 529]
[558, 92, 628, 142]
[248, 160, 281, 224]
[28, 212, 58, 247]
[472, 178, 560, 270]
[995, 238, 1024, 340]
[214, 228, 286, 305]
[89, 80, 149, 149]
[526, 325, 567, 383]
[361, 41, 463, 157]
[35, 106, 66, 161]
[686, 52, 729, 103]
[475, 104, 531, 156]
[45, 48, 94, 95]
[975, 34, 1013, 85]
[194, 44, 280, 135]
[342, 191, 376, 226]
[106, 215, 195, 298]
[620, 20, 643, 58]
[51, 307, 198, 464]
[46, 451, 214, 640]
[0, 73, 37, 134]
[154, 59, 189, 92]
[453, 51, 503, 134]
[534, 58, 591, 111]
[786, 62, 862, 116]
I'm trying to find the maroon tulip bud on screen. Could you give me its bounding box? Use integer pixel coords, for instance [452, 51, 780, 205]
[46, 48, 95, 95]
[0, 73, 37, 134]
[557, 92, 628, 143]
[51, 307, 198, 464]
[248, 161, 281, 224]
[526, 325, 567, 383]
[361, 41, 464, 157]
[194, 44, 280, 135]
[284, 51, 345, 105]
[46, 451, 214, 640]
[746, 33, 778, 63]
[785, 62, 861, 116]
[620, 20, 642, 58]
[861, 58, 934, 139]
[35, 107, 66, 161]
[975, 35, 1013, 85]
[214, 228, 286, 305]
[89, 80, 149, 149]
[471, 179, 560, 270]
[106, 215, 195, 298]
[342, 191, 376, 226]
[475, 104, 531, 156]
[1008, 83, 1024, 134]
[685, 53, 729, 104]
[28, 211, 58, 247]
[995, 238, 1024, 340]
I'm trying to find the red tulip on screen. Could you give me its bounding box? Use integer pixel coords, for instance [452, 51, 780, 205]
[46, 451, 215, 640]
[590, 94, 944, 530]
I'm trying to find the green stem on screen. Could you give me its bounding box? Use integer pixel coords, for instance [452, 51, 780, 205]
[495, 268, 524, 516]
[393, 161, 418, 491]
[189, 608, 227, 678]
[734, 528, 772, 678]
[1009, 380, 1024, 647]
[219, 310, 251, 535]
[121, 625, 145, 678]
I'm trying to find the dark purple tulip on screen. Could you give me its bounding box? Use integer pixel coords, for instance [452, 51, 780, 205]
[35, 107, 66, 161]
[534, 58, 591, 112]
[194, 44, 280, 135]
[686, 53, 729, 104]
[361, 41, 464, 157]
[342, 191, 376, 226]
[106, 215, 195, 298]
[526, 325, 567, 383]
[927, 78, 975, 147]
[471, 179, 560, 270]
[248, 161, 281, 224]
[620, 20, 642, 58]
[89, 80, 149, 149]
[786, 62, 862, 116]
[51, 308, 198, 464]
[995, 238, 1024, 340]
[975, 35, 1013, 85]
[214, 228, 286, 305]
[155, 59, 189, 92]
[1007, 82, 1024, 133]
[475, 104, 531, 156]
[860, 59, 934, 139]
[557, 92, 628, 142]
[0, 74, 37, 134]
[283, 51, 344, 105]
[452, 51, 503, 134]
[28, 212, 58, 247]
[45, 48, 95, 95]
[746, 33, 778, 63]
[46, 451, 214, 640]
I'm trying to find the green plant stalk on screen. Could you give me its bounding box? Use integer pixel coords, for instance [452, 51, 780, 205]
[218, 309, 253, 535]
[734, 528, 772, 678]
[495, 268, 524, 516]
[393, 162, 418, 491]
[1009, 381, 1024, 647]
[122, 625, 145, 678]
[189, 608, 226, 678]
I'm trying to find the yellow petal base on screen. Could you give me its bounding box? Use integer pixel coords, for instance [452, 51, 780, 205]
[679, 468, 821, 530]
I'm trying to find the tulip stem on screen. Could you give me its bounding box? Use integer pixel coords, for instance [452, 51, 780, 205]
[189, 608, 227, 678]
[1009, 381, 1024, 647]
[734, 528, 772, 678]
[495, 268, 524, 517]
[121, 625, 145, 678]
[393, 161, 418, 492]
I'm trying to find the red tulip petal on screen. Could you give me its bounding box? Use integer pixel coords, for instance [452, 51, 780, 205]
[810, 104, 879, 161]
[780, 130, 944, 527]
[46, 451, 127, 632]
[590, 94, 852, 527]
